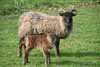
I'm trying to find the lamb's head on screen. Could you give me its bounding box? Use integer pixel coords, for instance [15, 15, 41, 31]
[59, 9, 77, 38]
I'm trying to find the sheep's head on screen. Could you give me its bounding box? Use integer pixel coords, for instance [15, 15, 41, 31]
[59, 9, 77, 38]
[59, 9, 77, 25]
[59, 9, 77, 17]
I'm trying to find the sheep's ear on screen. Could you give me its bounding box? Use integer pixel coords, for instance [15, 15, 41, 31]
[59, 13, 64, 16]
[72, 9, 77, 16]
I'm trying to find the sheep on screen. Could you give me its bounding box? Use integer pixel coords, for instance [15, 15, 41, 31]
[18, 10, 76, 39]
[18, 9, 77, 57]
[20, 33, 56, 65]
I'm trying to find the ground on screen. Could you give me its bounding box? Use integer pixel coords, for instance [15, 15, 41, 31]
[0, 2, 100, 67]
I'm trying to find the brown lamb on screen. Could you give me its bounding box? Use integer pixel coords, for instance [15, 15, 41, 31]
[20, 34, 56, 65]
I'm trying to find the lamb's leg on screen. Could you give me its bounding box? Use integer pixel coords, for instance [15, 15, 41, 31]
[47, 50, 50, 64]
[24, 47, 29, 65]
[42, 49, 50, 66]
[54, 38, 60, 56]
[18, 38, 24, 57]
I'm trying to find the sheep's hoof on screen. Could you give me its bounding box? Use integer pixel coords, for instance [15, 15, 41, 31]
[56, 54, 60, 57]
[18, 53, 22, 57]
[23, 61, 27, 65]
[55, 53, 60, 57]
[23, 62, 26, 65]
[45, 64, 48, 67]
[23, 61, 30, 65]
[18, 55, 22, 57]
[27, 61, 30, 63]
[45, 62, 50, 67]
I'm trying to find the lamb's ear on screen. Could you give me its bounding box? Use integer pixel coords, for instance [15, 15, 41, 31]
[59, 13, 64, 16]
[72, 9, 77, 16]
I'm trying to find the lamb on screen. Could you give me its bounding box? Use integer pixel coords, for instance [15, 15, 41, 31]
[18, 9, 77, 57]
[20, 33, 56, 65]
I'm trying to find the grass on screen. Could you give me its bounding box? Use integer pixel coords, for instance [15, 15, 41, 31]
[0, 0, 99, 15]
[0, 2, 100, 67]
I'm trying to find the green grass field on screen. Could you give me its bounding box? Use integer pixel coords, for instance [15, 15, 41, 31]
[0, 1, 100, 67]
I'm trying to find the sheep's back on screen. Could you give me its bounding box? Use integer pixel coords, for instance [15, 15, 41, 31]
[18, 11, 66, 38]
[31, 16, 62, 33]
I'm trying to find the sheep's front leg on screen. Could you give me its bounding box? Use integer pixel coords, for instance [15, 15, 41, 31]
[24, 48, 29, 65]
[42, 49, 50, 66]
[54, 38, 60, 56]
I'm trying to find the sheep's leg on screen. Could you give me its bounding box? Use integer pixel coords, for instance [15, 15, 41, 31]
[42, 49, 50, 66]
[54, 38, 60, 56]
[24, 47, 29, 65]
[18, 38, 24, 57]
[18, 43, 23, 57]
[47, 50, 50, 64]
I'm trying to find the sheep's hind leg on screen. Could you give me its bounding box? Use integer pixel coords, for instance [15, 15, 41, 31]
[42, 49, 51, 66]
